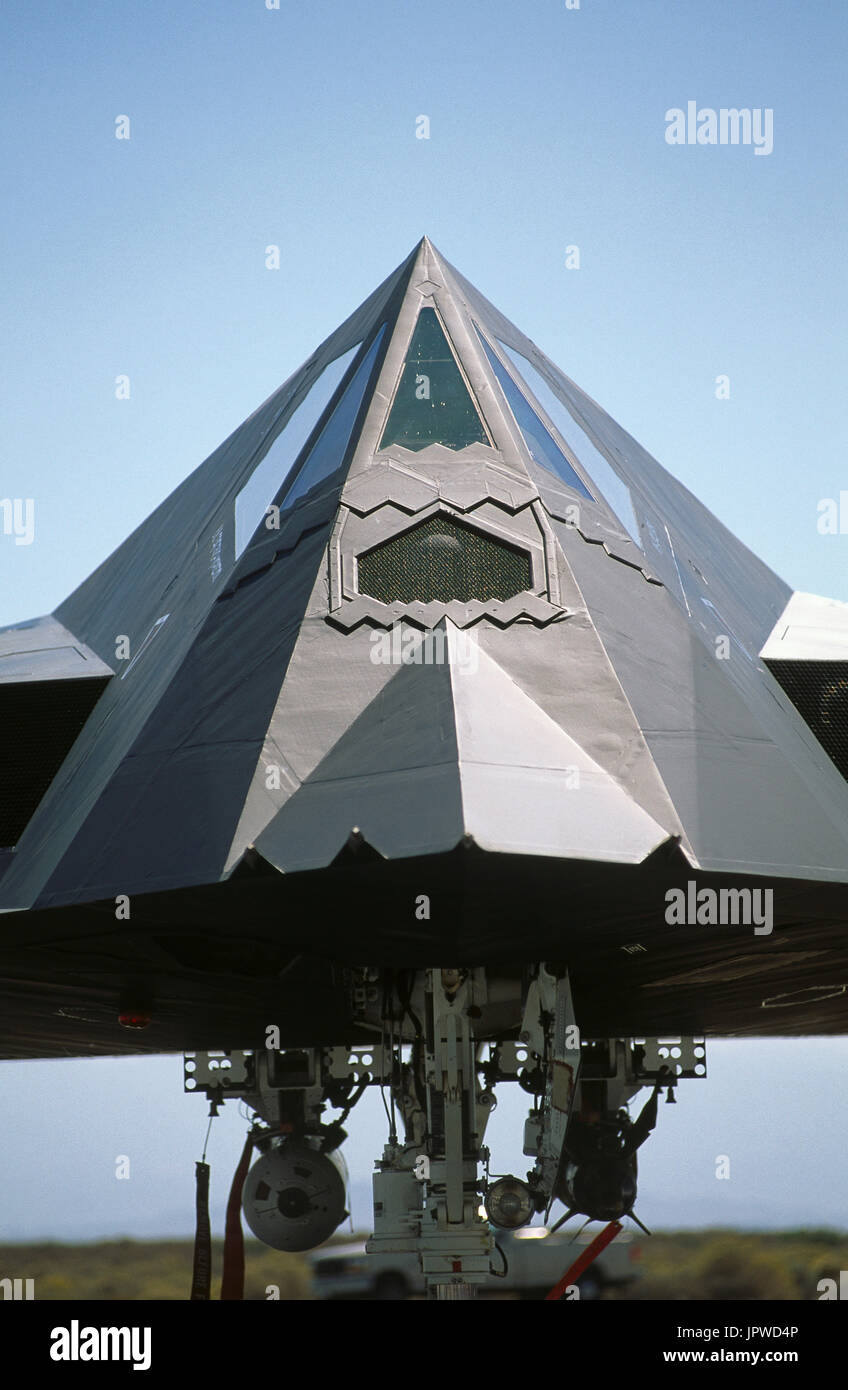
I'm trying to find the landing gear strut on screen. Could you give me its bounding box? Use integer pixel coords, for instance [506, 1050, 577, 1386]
[185, 965, 706, 1298]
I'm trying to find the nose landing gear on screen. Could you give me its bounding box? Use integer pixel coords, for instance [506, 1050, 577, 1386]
[184, 970, 706, 1298]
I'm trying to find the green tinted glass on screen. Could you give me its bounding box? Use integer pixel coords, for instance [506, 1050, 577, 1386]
[379, 308, 490, 452]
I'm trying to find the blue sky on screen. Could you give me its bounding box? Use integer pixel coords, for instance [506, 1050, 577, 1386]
[1, 0, 847, 1241]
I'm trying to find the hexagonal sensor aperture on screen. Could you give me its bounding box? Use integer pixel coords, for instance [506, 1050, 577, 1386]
[356, 513, 533, 606]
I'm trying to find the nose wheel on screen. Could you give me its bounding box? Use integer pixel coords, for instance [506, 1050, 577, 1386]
[183, 971, 705, 1298]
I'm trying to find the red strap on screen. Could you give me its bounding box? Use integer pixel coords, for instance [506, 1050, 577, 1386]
[545, 1220, 623, 1300]
[220, 1134, 254, 1301]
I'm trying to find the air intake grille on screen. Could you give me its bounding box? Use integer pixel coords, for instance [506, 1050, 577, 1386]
[357, 514, 533, 605]
[0, 677, 110, 847]
[766, 659, 848, 781]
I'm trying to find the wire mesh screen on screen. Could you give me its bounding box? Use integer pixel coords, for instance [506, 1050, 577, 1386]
[0, 677, 111, 847]
[357, 514, 533, 605]
[766, 659, 848, 782]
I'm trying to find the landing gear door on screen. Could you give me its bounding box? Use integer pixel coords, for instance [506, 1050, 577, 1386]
[538, 969, 581, 1214]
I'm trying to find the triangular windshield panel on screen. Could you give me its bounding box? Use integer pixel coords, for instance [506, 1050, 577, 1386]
[496, 338, 642, 546]
[234, 342, 361, 557]
[477, 331, 593, 502]
[380, 307, 490, 452]
[282, 323, 388, 511]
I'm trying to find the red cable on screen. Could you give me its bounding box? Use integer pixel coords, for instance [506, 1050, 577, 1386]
[220, 1133, 255, 1301]
[545, 1219, 623, 1300]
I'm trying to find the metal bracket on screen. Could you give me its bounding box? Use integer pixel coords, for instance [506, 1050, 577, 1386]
[633, 1037, 707, 1081]
[184, 1051, 253, 1092]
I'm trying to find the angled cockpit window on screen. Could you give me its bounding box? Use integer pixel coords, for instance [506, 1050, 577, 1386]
[476, 331, 593, 502]
[380, 307, 490, 453]
[234, 341, 361, 558]
[495, 338, 642, 546]
[281, 324, 388, 512]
